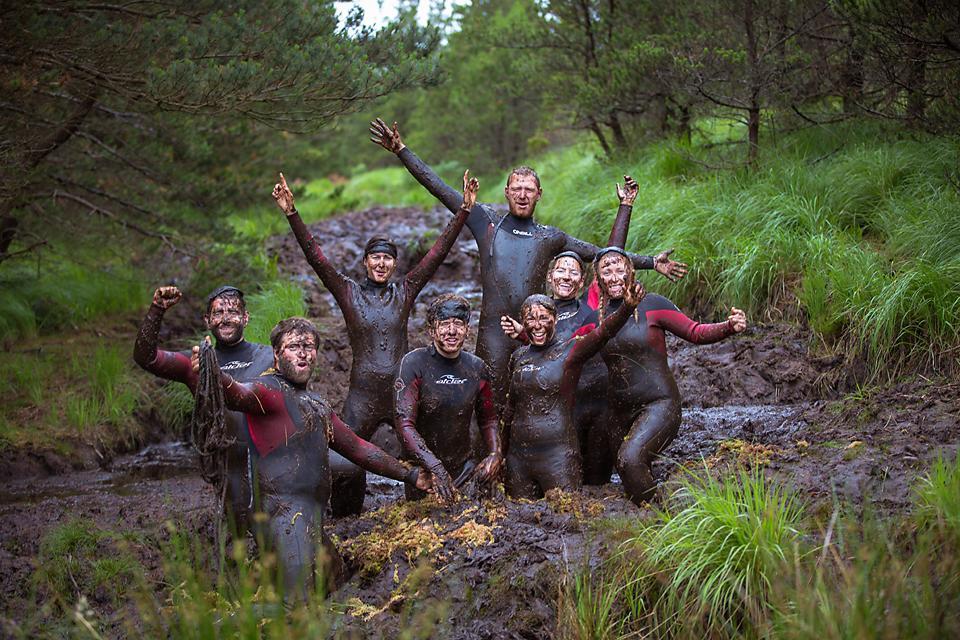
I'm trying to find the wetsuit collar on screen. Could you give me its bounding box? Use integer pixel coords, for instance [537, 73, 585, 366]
[215, 337, 247, 351]
[362, 276, 389, 290]
[554, 297, 579, 312]
[607, 297, 625, 313]
[428, 343, 462, 363]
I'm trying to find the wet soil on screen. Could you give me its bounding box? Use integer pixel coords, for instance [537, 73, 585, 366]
[2, 206, 959, 637]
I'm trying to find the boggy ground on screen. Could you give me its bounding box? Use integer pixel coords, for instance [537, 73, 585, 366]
[1, 206, 958, 638]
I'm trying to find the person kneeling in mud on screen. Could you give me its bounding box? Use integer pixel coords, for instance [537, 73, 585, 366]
[502, 281, 644, 499]
[192, 317, 433, 601]
[394, 295, 502, 503]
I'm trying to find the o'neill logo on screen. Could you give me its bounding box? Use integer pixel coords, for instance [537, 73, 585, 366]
[511, 229, 533, 237]
[435, 374, 468, 385]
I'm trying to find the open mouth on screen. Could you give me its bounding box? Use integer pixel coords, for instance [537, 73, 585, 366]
[530, 329, 548, 342]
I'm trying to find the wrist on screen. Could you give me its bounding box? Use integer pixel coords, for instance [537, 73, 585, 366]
[285, 206, 297, 218]
[405, 466, 420, 486]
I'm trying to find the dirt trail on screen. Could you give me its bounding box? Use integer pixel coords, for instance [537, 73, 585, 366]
[2, 206, 958, 637]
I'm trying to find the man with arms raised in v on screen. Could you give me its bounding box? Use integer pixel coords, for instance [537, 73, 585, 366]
[369, 119, 688, 406]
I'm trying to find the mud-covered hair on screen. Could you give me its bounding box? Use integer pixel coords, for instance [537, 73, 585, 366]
[507, 166, 541, 190]
[364, 236, 398, 258]
[520, 294, 556, 320]
[205, 285, 246, 314]
[269, 317, 321, 352]
[427, 294, 471, 326]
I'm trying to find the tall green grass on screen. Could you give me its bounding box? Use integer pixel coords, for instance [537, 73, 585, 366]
[244, 279, 308, 344]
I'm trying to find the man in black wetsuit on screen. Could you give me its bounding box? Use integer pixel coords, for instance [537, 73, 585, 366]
[272, 171, 476, 516]
[369, 118, 688, 407]
[193, 317, 433, 601]
[134, 285, 273, 531]
[394, 295, 502, 503]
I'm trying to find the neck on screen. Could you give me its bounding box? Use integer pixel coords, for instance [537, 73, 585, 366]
[216, 337, 244, 349]
[364, 276, 388, 288]
[432, 343, 462, 360]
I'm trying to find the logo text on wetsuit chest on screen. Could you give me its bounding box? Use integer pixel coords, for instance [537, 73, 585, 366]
[557, 311, 577, 321]
[519, 364, 541, 373]
[221, 360, 252, 371]
[511, 229, 533, 237]
[435, 374, 468, 385]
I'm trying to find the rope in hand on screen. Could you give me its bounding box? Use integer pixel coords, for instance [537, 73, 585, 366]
[190, 340, 235, 492]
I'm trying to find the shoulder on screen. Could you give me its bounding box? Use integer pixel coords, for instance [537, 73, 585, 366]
[640, 293, 680, 313]
[398, 347, 429, 371]
[461, 351, 487, 372]
[477, 203, 500, 224]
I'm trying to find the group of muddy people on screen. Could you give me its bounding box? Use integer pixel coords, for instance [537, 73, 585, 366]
[133, 119, 748, 600]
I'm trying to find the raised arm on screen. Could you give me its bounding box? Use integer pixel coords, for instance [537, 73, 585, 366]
[404, 170, 476, 297]
[330, 411, 421, 486]
[566, 282, 644, 369]
[648, 303, 746, 344]
[394, 357, 457, 501]
[272, 173, 352, 306]
[133, 286, 195, 385]
[474, 364, 503, 483]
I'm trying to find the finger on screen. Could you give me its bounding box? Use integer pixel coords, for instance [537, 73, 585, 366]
[392, 121, 399, 133]
[662, 248, 675, 258]
[376, 117, 387, 129]
[279, 172, 288, 190]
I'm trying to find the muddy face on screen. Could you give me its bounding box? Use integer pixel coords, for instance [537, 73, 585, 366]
[504, 174, 541, 219]
[364, 251, 397, 284]
[274, 330, 318, 386]
[522, 304, 557, 346]
[549, 257, 583, 300]
[431, 318, 469, 358]
[203, 297, 249, 346]
[598, 254, 632, 300]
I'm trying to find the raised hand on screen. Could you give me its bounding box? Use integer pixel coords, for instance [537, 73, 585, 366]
[369, 117, 405, 154]
[653, 249, 689, 282]
[616, 174, 639, 206]
[152, 285, 182, 310]
[728, 307, 747, 333]
[462, 169, 479, 210]
[623, 281, 646, 307]
[272, 172, 296, 215]
[500, 315, 523, 339]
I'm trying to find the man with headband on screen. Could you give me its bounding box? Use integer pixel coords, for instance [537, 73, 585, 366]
[133, 284, 273, 531]
[370, 119, 689, 410]
[272, 170, 478, 515]
[394, 294, 502, 503]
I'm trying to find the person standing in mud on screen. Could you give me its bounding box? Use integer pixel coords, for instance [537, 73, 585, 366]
[369, 118, 688, 408]
[500, 176, 642, 484]
[272, 170, 477, 516]
[593, 233, 747, 504]
[502, 281, 644, 499]
[192, 317, 433, 601]
[394, 294, 502, 502]
[133, 285, 273, 531]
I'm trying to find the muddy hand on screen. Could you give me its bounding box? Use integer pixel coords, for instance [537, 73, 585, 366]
[190, 336, 212, 373]
[653, 248, 688, 282]
[476, 452, 504, 485]
[430, 463, 457, 504]
[415, 467, 434, 492]
[272, 172, 296, 215]
[500, 315, 522, 339]
[624, 281, 646, 307]
[369, 117, 405, 154]
[461, 169, 479, 210]
[152, 285, 181, 310]
[616, 174, 639, 206]
[728, 307, 747, 333]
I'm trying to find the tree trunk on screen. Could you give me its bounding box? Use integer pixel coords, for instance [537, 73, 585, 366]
[588, 119, 612, 156]
[841, 23, 864, 114]
[607, 112, 627, 150]
[744, 0, 760, 166]
[906, 43, 927, 124]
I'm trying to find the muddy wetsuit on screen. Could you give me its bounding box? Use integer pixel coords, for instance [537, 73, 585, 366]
[394, 345, 499, 499]
[393, 149, 658, 408]
[133, 306, 273, 530]
[220, 371, 417, 599]
[503, 299, 634, 499]
[285, 206, 469, 516]
[513, 297, 610, 484]
[601, 295, 736, 505]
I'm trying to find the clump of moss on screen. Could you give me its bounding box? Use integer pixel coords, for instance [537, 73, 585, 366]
[544, 488, 606, 519]
[712, 438, 781, 466]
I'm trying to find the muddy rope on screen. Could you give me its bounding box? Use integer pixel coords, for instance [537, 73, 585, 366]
[190, 340, 235, 490]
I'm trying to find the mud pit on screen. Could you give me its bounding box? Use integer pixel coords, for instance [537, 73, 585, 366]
[2, 206, 959, 637]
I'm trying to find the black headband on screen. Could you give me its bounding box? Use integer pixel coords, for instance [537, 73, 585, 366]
[594, 246, 629, 265]
[434, 298, 470, 323]
[553, 251, 584, 268]
[364, 239, 398, 258]
[207, 285, 244, 305]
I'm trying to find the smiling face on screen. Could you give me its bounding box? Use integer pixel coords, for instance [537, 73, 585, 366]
[597, 253, 632, 300]
[204, 295, 249, 346]
[431, 318, 469, 358]
[549, 256, 584, 300]
[364, 251, 397, 284]
[522, 304, 557, 346]
[274, 330, 318, 386]
[504, 173, 542, 219]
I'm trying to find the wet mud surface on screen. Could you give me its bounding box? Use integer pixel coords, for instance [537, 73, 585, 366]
[2, 206, 959, 637]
